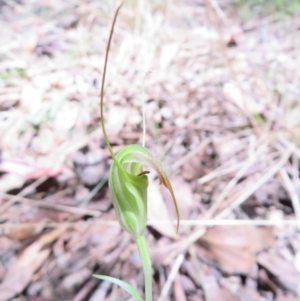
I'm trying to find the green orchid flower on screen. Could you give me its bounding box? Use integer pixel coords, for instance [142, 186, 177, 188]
[94, 3, 180, 301]
[109, 144, 179, 239]
[99, 3, 179, 240]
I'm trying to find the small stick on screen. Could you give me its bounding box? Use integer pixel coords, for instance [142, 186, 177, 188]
[157, 253, 185, 301]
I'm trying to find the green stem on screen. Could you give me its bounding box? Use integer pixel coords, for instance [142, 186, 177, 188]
[136, 235, 152, 301]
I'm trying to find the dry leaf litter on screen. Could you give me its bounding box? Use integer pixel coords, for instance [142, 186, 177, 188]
[1, 0, 300, 300]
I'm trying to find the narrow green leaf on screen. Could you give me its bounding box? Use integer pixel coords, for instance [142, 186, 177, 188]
[93, 274, 144, 301]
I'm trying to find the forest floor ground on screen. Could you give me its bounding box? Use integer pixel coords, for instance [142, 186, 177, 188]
[1, 1, 300, 300]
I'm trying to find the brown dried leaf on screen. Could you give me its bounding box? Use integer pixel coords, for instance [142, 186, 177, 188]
[5, 225, 44, 241]
[0, 237, 17, 252]
[0, 227, 66, 301]
[182, 153, 204, 181]
[59, 268, 91, 292]
[198, 226, 274, 274]
[257, 251, 300, 296]
[0, 250, 50, 301]
[202, 275, 239, 301]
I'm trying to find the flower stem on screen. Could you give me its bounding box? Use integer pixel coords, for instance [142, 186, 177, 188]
[136, 235, 152, 301]
[99, 1, 124, 172]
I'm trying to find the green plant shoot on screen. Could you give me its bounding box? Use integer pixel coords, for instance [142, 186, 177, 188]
[94, 2, 180, 301]
[100, 3, 180, 239]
